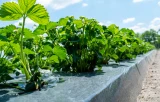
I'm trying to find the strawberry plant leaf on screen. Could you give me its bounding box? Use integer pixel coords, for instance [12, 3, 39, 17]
[48, 55, 59, 63]
[108, 24, 119, 35]
[33, 22, 58, 35]
[10, 43, 21, 53]
[0, 2, 23, 20]
[126, 54, 133, 59]
[53, 45, 67, 60]
[46, 22, 58, 31]
[0, 40, 7, 47]
[33, 25, 46, 35]
[42, 45, 53, 52]
[23, 48, 35, 55]
[23, 28, 35, 39]
[73, 20, 83, 28]
[4, 25, 16, 33]
[18, 0, 36, 12]
[119, 46, 127, 52]
[27, 4, 49, 25]
[111, 54, 119, 60]
[59, 18, 68, 26]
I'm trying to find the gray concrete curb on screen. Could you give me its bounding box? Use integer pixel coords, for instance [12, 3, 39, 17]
[104, 50, 156, 102]
[0, 50, 156, 102]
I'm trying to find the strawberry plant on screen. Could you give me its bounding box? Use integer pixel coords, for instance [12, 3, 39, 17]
[0, 0, 49, 91]
[0, 0, 155, 93]
[54, 16, 104, 72]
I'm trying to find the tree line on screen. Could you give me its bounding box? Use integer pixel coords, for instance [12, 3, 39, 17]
[136, 29, 160, 48]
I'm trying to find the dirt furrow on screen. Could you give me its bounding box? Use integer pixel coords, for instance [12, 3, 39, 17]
[137, 50, 160, 102]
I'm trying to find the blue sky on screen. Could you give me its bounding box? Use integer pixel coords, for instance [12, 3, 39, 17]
[0, 0, 160, 33]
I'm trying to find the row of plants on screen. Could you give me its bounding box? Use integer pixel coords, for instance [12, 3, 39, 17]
[0, 0, 154, 93]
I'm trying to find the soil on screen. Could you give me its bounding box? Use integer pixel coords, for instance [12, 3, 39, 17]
[137, 50, 160, 102]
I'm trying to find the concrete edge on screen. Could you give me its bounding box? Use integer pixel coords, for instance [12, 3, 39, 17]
[89, 50, 157, 102]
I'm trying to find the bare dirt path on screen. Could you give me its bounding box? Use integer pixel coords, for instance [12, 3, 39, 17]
[137, 50, 160, 102]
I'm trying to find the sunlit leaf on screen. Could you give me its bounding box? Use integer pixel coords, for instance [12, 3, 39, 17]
[53, 45, 67, 60]
[108, 24, 119, 35]
[23, 48, 35, 55]
[33, 25, 45, 35]
[59, 18, 68, 26]
[111, 54, 119, 60]
[47, 22, 58, 30]
[27, 4, 49, 25]
[23, 28, 35, 39]
[119, 46, 127, 52]
[10, 43, 21, 53]
[0, 2, 23, 21]
[4, 25, 16, 33]
[18, 0, 36, 12]
[42, 45, 53, 52]
[0, 40, 7, 47]
[48, 55, 59, 63]
[73, 20, 83, 28]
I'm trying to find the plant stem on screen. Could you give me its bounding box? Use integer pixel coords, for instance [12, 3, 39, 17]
[21, 15, 31, 80]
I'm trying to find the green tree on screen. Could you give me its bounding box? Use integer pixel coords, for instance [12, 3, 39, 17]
[141, 29, 159, 48]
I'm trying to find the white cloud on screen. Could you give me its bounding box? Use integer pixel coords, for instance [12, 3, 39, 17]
[149, 17, 160, 31]
[36, 0, 53, 7]
[150, 17, 160, 24]
[133, 0, 153, 3]
[130, 22, 147, 33]
[36, 0, 82, 10]
[123, 17, 135, 24]
[99, 22, 104, 25]
[82, 3, 88, 7]
[99, 21, 112, 26]
[130, 25, 147, 33]
[52, 0, 82, 10]
[137, 23, 144, 26]
[130, 17, 160, 33]
[158, 1, 160, 6]
[9, 0, 82, 10]
[133, 0, 144, 3]
[14, 18, 38, 29]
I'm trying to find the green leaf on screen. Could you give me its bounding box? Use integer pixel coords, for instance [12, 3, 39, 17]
[4, 25, 16, 33]
[23, 28, 34, 39]
[48, 55, 59, 63]
[23, 48, 35, 55]
[59, 18, 68, 26]
[111, 54, 119, 60]
[119, 46, 127, 52]
[108, 24, 119, 35]
[10, 43, 21, 53]
[42, 45, 53, 52]
[18, 0, 36, 12]
[0, 2, 23, 21]
[53, 45, 67, 60]
[0, 40, 7, 47]
[46, 22, 58, 31]
[95, 24, 103, 32]
[73, 20, 83, 28]
[33, 25, 45, 35]
[27, 4, 49, 25]
[126, 54, 133, 59]
[0, 35, 7, 41]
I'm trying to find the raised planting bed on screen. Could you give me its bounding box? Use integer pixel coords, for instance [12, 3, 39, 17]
[0, 50, 156, 102]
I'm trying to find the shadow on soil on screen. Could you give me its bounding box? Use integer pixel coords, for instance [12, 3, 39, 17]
[0, 89, 19, 102]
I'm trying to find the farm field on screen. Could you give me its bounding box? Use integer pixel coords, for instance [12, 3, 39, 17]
[0, 0, 159, 102]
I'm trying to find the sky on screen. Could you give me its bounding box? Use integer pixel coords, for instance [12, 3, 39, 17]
[0, 0, 160, 33]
